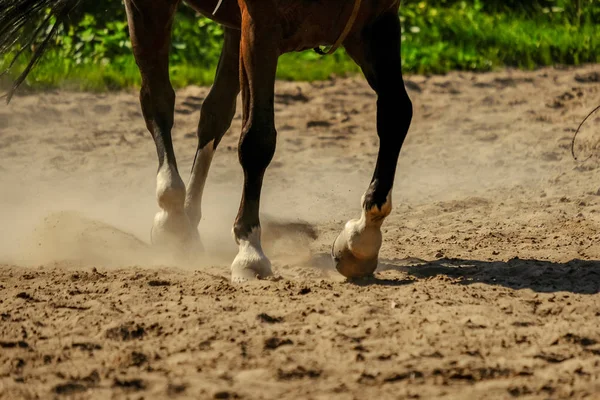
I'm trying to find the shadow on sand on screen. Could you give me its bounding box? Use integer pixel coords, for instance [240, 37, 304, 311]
[311, 253, 600, 294]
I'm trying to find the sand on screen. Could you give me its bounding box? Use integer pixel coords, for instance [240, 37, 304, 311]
[0, 64, 599, 399]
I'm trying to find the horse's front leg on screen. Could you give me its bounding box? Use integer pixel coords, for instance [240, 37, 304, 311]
[230, 0, 280, 282]
[125, 0, 199, 258]
[333, 11, 413, 278]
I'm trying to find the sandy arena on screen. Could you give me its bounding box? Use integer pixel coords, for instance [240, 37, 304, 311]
[1, 65, 600, 399]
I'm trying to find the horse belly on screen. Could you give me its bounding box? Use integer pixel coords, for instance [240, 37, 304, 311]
[185, 0, 241, 28]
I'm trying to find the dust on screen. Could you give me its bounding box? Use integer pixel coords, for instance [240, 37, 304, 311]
[0, 163, 367, 272]
[0, 155, 541, 276]
[0, 170, 157, 267]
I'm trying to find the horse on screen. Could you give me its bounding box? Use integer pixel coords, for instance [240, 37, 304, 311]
[0, 0, 413, 282]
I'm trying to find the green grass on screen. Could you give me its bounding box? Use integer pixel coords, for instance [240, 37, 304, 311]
[1, 50, 361, 92]
[1, 4, 598, 92]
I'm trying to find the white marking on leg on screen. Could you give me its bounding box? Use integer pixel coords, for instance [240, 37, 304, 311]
[212, 0, 224, 15]
[361, 190, 392, 226]
[185, 139, 215, 227]
[231, 226, 272, 282]
[156, 163, 186, 211]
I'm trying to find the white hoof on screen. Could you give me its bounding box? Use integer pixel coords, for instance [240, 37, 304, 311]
[151, 210, 203, 260]
[231, 227, 272, 283]
[151, 164, 203, 261]
[332, 219, 380, 279]
[332, 190, 392, 279]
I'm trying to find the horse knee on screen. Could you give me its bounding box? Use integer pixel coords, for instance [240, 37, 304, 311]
[379, 87, 412, 119]
[238, 123, 277, 172]
[399, 93, 413, 127]
[376, 90, 412, 151]
[197, 90, 237, 148]
[139, 83, 175, 133]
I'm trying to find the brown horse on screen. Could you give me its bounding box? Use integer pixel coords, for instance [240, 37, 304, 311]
[0, 0, 413, 282]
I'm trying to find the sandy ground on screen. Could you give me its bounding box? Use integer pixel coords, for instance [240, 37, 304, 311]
[0, 64, 600, 399]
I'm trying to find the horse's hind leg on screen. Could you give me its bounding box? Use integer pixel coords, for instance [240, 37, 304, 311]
[333, 12, 413, 278]
[185, 28, 240, 231]
[230, 1, 279, 282]
[125, 0, 198, 256]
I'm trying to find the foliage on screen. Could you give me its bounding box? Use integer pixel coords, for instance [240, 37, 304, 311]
[0, 0, 598, 91]
[399, 0, 599, 73]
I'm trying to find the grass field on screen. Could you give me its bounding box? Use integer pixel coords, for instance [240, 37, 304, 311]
[1, 2, 598, 91]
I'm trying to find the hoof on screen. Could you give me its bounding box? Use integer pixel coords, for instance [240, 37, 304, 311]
[332, 232, 378, 279]
[231, 246, 272, 283]
[151, 210, 203, 261]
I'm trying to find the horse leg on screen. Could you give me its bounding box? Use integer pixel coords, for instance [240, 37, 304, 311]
[124, 0, 198, 256]
[230, 1, 279, 282]
[184, 28, 240, 234]
[333, 12, 413, 278]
